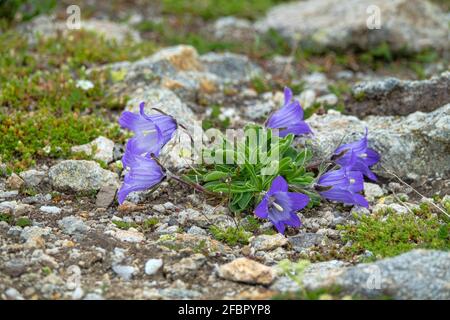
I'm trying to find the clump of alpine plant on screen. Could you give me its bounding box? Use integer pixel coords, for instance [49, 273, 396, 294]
[117, 87, 381, 235]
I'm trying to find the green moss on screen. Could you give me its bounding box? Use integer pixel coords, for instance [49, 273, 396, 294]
[15, 217, 32, 227]
[113, 218, 160, 231]
[353, 91, 366, 102]
[141, 218, 159, 231]
[339, 210, 450, 259]
[161, 0, 289, 20]
[112, 220, 138, 230]
[0, 110, 121, 171]
[209, 225, 251, 246]
[0, 30, 156, 171]
[242, 216, 261, 233]
[0, 0, 56, 26]
[0, 213, 13, 224]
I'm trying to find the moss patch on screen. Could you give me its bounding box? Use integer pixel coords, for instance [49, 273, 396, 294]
[339, 209, 450, 260]
[0, 30, 157, 171]
[209, 225, 251, 246]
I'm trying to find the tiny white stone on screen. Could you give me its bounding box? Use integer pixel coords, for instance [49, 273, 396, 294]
[40, 206, 62, 215]
[112, 265, 136, 281]
[145, 259, 163, 275]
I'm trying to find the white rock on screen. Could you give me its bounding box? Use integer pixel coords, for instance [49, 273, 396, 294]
[40, 206, 62, 215]
[317, 93, 338, 106]
[145, 259, 163, 275]
[363, 183, 384, 201]
[71, 136, 115, 164]
[299, 89, 316, 109]
[113, 228, 145, 243]
[112, 265, 137, 280]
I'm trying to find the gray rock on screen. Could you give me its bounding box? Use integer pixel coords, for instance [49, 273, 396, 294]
[101, 45, 222, 103]
[212, 16, 255, 42]
[289, 233, 325, 252]
[83, 293, 104, 300]
[187, 225, 208, 236]
[2, 259, 28, 277]
[350, 72, 450, 116]
[58, 216, 89, 235]
[22, 193, 52, 204]
[164, 254, 206, 276]
[0, 201, 17, 214]
[0, 190, 19, 200]
[200, 52, 262, 85]
[71, 136, 115, 164]
[95, 183, 117, 208]
[19, 169, 46, 187]
[250, 234, 288, 251]
[19, 15, 141, 44]
[271, 260, 348, 293]
[255, 0, 449, 53]
[364, 183, 384, 202]
[335, 250, 450, 299]
[302, 104, 450, 179]
[273, 250, 450, 299]
[144, 259, 163, 275]
[49, 160, 118, 192]
[20, 226, 51, 242]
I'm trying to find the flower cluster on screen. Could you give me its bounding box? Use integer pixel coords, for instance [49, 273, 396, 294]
[117, 102, 177, 204]
[117, 87, 381, 235]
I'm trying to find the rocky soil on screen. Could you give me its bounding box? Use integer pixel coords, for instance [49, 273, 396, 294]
[0, 0, 449, 300]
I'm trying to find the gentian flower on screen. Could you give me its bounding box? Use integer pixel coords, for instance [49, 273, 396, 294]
[315, 161, 368, 208]
[119, 102, 177, 162]
[332, 129, 380, 181]
[266, 87, 312, 137]
[255, 176, 309, 234]
[117, 145, 165, 204]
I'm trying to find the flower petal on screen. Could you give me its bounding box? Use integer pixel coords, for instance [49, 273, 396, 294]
[284, 87, 293, 104]
[118, 153, 164, 204]
[284, 213, 301, 228]
[352, 193, 369, 208]
[280, 121, 312, 137]
[272, 221, 286, 234]
[267, 176, 289, 195]
[365, 148, 380, 166]
[254, 196, 269, 219]
[285, 192, 310, 211]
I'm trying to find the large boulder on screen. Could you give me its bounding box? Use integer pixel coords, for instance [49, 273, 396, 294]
[97, 45, 262, 104]
[349, 72, 450, 117]
[255, 0, 449, 52]
[272, 250, 450, 300]
[301, 104, 450, 179]
[49, 160, 118, 192]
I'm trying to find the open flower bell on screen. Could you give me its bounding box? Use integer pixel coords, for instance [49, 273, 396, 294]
[316, 161, 368, 208]
[255, 176, 310, 234]
[117, 145, 166, 204]
[266, 87, 312, 137]
[119, 102, 177, 163]
[332, 129, 380, 181]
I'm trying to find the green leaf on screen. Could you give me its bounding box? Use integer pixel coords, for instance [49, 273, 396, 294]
[204, 171, 229, 182]
[238, 192, 253, 210]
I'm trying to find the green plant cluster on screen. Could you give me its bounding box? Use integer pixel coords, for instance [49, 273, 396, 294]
[339, 209, 450, 259]
[186, 125, 320, 214]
